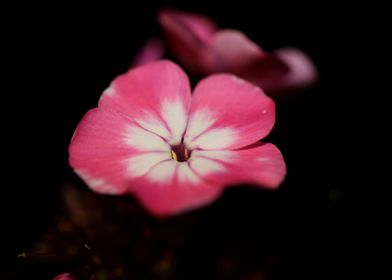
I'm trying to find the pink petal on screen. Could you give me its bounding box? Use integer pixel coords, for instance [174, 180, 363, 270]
[69, 108, 172, 195]
[130, 161, 223, 216]
[233, 48, 317, 95]
[157, 9, 317, 95]
[269, 47, 318, 93]
[184, 74, 275, 150]
[158, 9, 216, 75]
[99, 60, 191, 145]
[131, 38, 165, 67]
[159, 9, 216, 44]
[210, 30, 300, 94]
[210, 43, 318, 95]
[211, 29, 267, 72]
[53, 273, 74, 280]
[190, 143, 286, 189]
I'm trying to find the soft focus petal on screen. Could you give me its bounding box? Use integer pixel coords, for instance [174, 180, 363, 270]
[184, 74, 275, 150]
[210, 30, 291, 93]
[99, 60, 191, 144]
[211, 30, 310, 95]
[211, 29, 266, 72]
[69, 108, 171, 195]
[158, 9, 317, 95]
[159, 9, 216, 44]
[132, 38, 165, 67]
[53, 273, 74, 280]
[268, 47, 318, 93]
[130, 161, 223, 216]
[236, 48, 318, 95]
[158, 9, 216, 74]
[191, 143, 286, 189]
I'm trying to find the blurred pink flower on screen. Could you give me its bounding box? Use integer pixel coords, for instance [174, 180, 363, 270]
[53, 273, 74, 280]
[69, 60, 286, 216]
[158, 9, 317, 95]
[132, 38, 165, 67]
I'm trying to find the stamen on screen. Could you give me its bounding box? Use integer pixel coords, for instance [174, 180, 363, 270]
[171, 150, 178, 161]
[171, 143, 191, 162]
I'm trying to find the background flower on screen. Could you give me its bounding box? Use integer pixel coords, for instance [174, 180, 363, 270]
[158, 9, 318, 96]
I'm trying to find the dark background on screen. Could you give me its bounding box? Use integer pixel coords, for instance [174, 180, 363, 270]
[3, 2, 337, 279]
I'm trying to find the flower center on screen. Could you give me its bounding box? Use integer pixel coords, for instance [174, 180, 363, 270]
[170, 143, 191, 162]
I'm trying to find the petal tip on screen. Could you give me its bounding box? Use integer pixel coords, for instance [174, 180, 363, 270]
[132, 38, 165, 67]
[274, 47, 318, 88]
[134, 182, 224, 217]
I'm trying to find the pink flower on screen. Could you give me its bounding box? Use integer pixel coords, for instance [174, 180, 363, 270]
[53, 273, 74, 280]
[69, 60, 286, 216]
[158, 9, 317, 95]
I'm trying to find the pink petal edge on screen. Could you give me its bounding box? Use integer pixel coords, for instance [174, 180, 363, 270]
[69, 108, 172, 195]
[190, 143, 286, 189]
[272, 47, 318, 92]
[184, 74, 275, 150]
[129, 161, 224, 216]
[158, 9, 216, 45]
[211, 29, 266, 72]
[158, 9, 216, 75]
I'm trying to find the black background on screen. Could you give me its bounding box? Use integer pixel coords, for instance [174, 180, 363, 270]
[3, 1, 337, 279]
